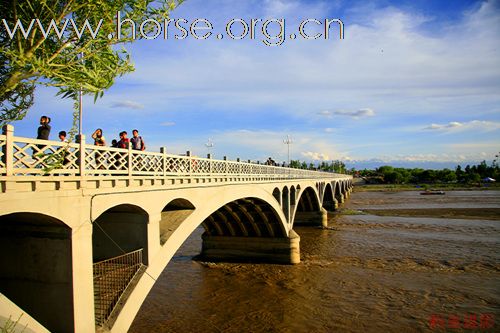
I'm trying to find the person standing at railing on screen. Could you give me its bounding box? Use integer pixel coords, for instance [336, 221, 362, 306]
[57, 131, 70, 172]
[130, 129, 145, 151]
[35, 116, 51, 151]
[37, 116, 51, 141]
[115, 131, 130, 172]
[265, 157, 276, 166]
[92, 129, 107, 170]
[32, 116, 51, 167]
[58, 131, 67, 143]
[130, 129, 145, 170]
[117, 131, 129, 148]
[92, 128, 106, 146]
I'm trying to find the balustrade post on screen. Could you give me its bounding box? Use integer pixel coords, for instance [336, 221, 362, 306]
[237, 158, 241, 175]
[207, 153, 212, 174]
[2, 124, 14, 176]
[186, 150, 191, 174]
[160, 147, 167, 177]
[223, 156, 227, 175]
[78, 134, 86, 178]
[128, 141, 133, 177]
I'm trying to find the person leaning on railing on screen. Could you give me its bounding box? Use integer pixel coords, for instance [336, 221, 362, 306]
[58, 131, 71, 170]
[35, 116, 51, 152]
[112, 131, 130, 172]
[32, 116, 51, 168]
[130, 129, 145, 151]
[92, 129, 107, 170]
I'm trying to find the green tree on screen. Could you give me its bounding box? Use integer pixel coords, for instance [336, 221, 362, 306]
[384, 171, 403, 184]
[0, 0, 183, 126]
[332, 160, 345, 173]
[377, 165, 394, 174]
[439, 168, 457, 182]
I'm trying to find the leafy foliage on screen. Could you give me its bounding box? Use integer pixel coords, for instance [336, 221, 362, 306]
[289, 159, 347, 173]
[356, 156, 500, 185]
[0, 0, 183, 126]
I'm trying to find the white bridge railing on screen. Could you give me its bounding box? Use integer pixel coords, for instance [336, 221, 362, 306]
[0, 125, 348, 179]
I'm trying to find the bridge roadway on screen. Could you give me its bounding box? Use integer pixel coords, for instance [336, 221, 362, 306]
[0, 125, 352, 333]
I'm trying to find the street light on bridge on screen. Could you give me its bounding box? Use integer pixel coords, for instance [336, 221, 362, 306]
[283, 135, 293, 166]
[205, 138, 214, 155]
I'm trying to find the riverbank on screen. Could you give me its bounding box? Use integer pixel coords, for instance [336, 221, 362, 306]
[130, 190, 499, 333]
[352, 208, 500, 221]
[354, 183, 499, 192]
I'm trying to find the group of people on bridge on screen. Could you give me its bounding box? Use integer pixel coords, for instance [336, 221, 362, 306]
[37, 116, 146, 151]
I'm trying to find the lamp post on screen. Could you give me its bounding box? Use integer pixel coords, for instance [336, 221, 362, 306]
[64, 38, 84, 136]
[283, 135, 293, 167]
[205, 138, 214, 155]
[78, 51, 83, 136]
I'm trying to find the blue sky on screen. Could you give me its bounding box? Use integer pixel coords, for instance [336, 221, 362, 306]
[11, 0, 500, 169]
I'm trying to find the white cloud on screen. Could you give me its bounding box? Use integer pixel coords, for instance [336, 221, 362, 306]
[23, 0, 500, 166]
[335, 108, 375, 118]
[424, 120, 500, 132]
[110, 100, 144, 109]
[317, 108, 375, 119]
[118, 0, 500, 130]
[160, 121, 176, 127]
[301, 151, 331, 161]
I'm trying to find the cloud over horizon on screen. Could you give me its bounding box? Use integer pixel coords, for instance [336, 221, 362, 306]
[14, 0, 500, 167]
[423, 120, 500, 132]
[110, 100, 144, 110]
[321, 108, 376, 119]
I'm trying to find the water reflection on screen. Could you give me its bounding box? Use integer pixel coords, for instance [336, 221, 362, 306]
[129, 191, 500, 333]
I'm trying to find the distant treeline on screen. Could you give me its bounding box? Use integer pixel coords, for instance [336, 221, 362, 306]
[289, 159, 499, 184]
[289, 160, 347, 173]
[357, 160, 499, 184]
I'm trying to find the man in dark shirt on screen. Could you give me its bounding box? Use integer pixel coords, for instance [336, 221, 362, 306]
[37, 116, 51, 140]
[35, 116, 51, 155]
[117, 131, 130, 148]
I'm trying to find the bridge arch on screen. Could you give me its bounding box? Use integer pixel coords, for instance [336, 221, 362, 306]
[109, 186, 291, 331]
[272, 187, 281, 205]
[92, 204, 149, 265]
[201, 197, 287, 238]
[160, 198, 196, 245]
[282, 186, 290, 222]
[0, 212, 74, 333]
[334, 181, 343, 203]
[322, 183, 336, 211]
[290, 186, 296, 205]
[292, 186, 322, 226]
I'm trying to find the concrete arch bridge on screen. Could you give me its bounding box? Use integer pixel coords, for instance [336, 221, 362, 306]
[0, 125, 352, 333]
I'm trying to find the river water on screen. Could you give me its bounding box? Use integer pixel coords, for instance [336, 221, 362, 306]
[129, 190, 500, 332]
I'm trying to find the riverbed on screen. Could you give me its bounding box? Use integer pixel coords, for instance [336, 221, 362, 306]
[129, 190, 499, 332]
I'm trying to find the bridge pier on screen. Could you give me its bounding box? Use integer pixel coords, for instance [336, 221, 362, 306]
[200, 230, 300, 264]
[293, 207, 328, 227]
[72, 222, 97, 333]
[333, 198, 339, 209]
[337, 194, 345, 204]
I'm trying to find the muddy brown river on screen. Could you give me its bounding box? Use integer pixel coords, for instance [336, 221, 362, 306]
[129, 190, 500, 332]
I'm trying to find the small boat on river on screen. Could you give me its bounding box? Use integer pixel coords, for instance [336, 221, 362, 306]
[420, 190, 445, 195]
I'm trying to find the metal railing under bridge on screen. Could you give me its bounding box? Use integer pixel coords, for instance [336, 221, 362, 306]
[0, 125, 348, 180]
[93, 249, 144, 326]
